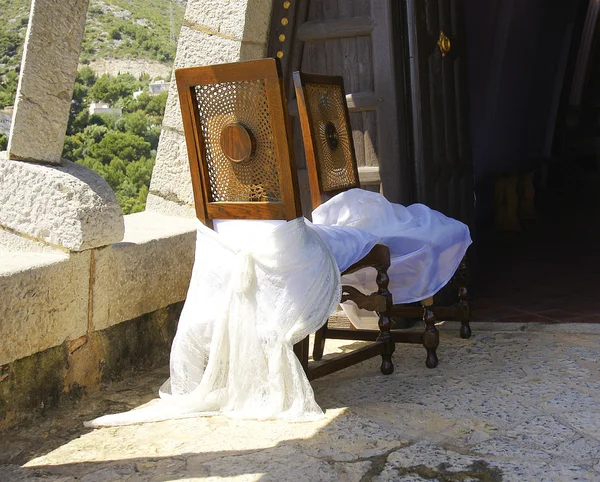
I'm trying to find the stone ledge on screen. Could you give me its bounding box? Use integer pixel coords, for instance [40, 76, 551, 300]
[0, 211, 197, 366]
[0, 250, 91, 366]
[0, 154, 124, 251]
[91, 212, 197, 331]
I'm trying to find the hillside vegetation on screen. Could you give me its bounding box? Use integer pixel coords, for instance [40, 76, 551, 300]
[0, 0, 187, 213]
[62, 68, 167, 214]
[0, 0, 185, 108]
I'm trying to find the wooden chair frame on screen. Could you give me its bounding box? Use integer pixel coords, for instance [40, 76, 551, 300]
[294, 71, 472, 369]
[175, 58, 395, 379]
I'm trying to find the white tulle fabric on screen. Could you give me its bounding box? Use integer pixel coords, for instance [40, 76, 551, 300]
[85, 217, 348, 427]
[312, 189, 472, 328]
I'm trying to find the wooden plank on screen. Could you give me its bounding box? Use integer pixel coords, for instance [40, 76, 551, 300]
[338, 0, 354, 19]
[357, 35, 373, 93]
[371, 0, 403, 202]
[330, 38, 344, 76]
[297, 17, 374, 41]
[307, 0, 323, 22]
[322, 0, 338, 20]
[303, 40, 328, 74]
[354, 0, 370, 17]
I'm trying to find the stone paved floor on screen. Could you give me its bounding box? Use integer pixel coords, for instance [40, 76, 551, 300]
[1, 321, 600, 481]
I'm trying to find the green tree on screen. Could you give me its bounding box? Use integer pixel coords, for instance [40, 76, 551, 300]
[87, 131, 151, 164]
[64, 71, 164, 214]
[62, 133, 84, 162]
[123, 111, 150, 138]
[0, 132, 7, 151]
[88, 73, 143, 105]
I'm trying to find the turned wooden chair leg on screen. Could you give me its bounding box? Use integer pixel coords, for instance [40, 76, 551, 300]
[375, 264, 395, 375]
[457, 256, 472, 339]
[313, 323, 327, 361]
[421, 296, 439, 368]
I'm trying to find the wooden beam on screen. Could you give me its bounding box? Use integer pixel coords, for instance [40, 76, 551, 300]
[297, 17, 373, 42]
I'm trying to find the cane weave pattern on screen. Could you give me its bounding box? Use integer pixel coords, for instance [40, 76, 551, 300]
[194, 80, 282, 202]
[304, 83, 357, 192]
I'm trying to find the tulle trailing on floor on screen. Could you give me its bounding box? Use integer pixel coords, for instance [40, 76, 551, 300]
[85, 218, 342, 427]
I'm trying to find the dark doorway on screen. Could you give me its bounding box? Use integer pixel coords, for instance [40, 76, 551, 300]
[465, 0, 600, 322]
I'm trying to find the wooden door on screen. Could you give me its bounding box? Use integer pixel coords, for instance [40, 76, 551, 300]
[406, 0, 474, 224]
[268, 0, 412, 214]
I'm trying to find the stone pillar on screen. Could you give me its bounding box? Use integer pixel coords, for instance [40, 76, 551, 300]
[0, 0, 125, 251]
[8, 0, 89, 164]
[146, 0, 274, 217]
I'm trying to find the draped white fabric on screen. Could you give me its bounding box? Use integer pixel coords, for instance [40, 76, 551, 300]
[85, 218, 345, 427]
[312, 189, 472, 329]
[84, 189, 471, 426]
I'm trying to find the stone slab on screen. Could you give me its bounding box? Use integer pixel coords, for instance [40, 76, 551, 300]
[0, 155, 124, 251]
[0, 251, 90, 366]
[8, 0, 89, 164]
[91, 212, 196, 331]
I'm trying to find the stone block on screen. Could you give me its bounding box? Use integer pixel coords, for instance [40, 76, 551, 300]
[0, 155, 124, 251]
[149, 129, 195, 208]
[173, 26, 245, 70]
[161, 88, 184, 132]
[0, 251, 90, 366]
[146, 193, 196, 218]
[91, 212, 196, 331]
[8, 0, 89, 164]
[184, 0, 273, 44]
[240, 42, 268, 61]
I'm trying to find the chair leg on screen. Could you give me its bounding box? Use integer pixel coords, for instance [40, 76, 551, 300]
[375, 264, 395, 375]
[293, 336, 310, 372]
[421, 297, 439, 368]
[313, 323, 327, 361]
[457, 256, 472, 339]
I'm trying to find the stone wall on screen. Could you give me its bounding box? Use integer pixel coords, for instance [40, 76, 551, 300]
[0, 302, 184, 428]
[0, 213, 196, 429]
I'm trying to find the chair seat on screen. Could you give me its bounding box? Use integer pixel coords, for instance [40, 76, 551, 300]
[215, 218, 381, 274]
[312, 189, 472, 328]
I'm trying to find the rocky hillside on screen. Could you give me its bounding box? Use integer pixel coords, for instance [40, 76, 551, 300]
[0, 0, 186, 108]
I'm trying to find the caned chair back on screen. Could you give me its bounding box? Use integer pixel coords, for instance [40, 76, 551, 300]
[175, 59, 302, 227]
[293, 72, 360, 210]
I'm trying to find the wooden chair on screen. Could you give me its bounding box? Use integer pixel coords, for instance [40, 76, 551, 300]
[293, 71, 472, 369]
[174, 58, 396, 379]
